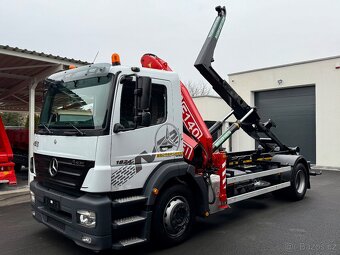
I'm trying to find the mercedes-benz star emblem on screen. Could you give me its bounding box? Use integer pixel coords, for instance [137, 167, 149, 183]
[49, 158, 59, 177]
[155, 123, 180, 152]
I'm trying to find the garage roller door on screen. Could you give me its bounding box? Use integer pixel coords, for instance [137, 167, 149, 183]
[255, 86, 316, 163]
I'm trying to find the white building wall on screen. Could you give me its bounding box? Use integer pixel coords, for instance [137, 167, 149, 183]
[193, 96, 233, 121]
[228, 57, 340, 167]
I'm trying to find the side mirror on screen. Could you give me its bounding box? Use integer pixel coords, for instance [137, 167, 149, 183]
[134, 76, 152, 127]
[136, 76, 152, 111]
[113, 123, 125, 133]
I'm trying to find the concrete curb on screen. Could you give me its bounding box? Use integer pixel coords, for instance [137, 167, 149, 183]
[0, 187, 30, 207]
[312, 166, 340, 172]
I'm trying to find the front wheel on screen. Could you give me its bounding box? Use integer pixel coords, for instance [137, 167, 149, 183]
[152, 184, 194, 247]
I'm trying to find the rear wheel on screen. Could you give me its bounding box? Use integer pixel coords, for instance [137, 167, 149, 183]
[273, 163, 308, 200]
[290, 163, 308, 200]
[152, 184, 194, 246]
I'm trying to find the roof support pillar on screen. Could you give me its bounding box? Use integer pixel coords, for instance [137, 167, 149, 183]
[28, 79, 38, 184]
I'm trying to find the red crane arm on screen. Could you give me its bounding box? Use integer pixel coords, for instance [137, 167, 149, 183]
[140, 54, 213, 169]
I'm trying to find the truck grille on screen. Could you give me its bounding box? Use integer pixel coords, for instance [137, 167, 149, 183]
[34, 153, 94, 193]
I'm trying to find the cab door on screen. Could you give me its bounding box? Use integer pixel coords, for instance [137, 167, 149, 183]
[110, 75, 181, 191]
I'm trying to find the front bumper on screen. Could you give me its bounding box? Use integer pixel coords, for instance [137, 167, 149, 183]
[30, 180, 112, 251]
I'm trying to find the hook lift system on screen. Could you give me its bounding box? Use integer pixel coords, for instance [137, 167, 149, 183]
[141, 6, 319, 211]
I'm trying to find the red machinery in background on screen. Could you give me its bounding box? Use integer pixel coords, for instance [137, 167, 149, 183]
[0, 117, 17, 185]
[6, 128, 29, 172]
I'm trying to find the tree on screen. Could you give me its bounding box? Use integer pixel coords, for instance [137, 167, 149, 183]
[185, 81, 211, 97]
[0, 112, 26, 127]
[24, 114, 40, 129]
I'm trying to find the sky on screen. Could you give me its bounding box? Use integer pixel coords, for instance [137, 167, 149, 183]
[1, 0, 340, 84]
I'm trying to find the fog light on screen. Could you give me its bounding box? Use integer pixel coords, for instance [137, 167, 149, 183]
[81, 235, 92, 244]
[32, 210, 36, 216]
[30, 191, 35, 204]
[77, 210, 96, 228]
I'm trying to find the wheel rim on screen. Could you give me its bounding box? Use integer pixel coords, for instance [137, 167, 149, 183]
[295, 169, 306, 194]
[163, 196, 190, 238]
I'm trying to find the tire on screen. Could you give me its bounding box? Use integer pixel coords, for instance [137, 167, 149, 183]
[273, 163, 308, 201]
[152, 184, 194, 247]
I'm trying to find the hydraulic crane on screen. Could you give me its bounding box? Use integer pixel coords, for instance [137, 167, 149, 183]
[141, 54, 213, 170]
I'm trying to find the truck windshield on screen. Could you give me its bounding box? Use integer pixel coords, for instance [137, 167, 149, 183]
[40, 75, 113, 130]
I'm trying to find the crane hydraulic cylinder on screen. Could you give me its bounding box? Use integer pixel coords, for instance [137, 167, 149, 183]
[213, 108, 254, 152]
[209, 110, 234, 137]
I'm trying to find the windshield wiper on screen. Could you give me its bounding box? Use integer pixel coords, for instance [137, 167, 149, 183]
[67, 123, 86, 136]
[41, 124, 53, 134]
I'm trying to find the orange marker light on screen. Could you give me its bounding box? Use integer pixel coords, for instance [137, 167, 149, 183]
[111, 53, 121, 66]
[69, 65, 76, 69]
[152, 188, 159, 195]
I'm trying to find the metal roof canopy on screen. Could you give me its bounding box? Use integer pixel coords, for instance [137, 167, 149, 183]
[0, 45, 89, 111]
[0, 44, 89, 184]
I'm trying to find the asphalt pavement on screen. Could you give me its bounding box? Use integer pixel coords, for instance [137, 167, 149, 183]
[0, 170, 339, 255]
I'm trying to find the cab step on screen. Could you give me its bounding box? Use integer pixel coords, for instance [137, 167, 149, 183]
[112, 215, 146, 229]
[112, 237, 146, 249]
[112, 196, 147, 207]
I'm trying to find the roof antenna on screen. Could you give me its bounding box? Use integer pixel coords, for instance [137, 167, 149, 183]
[92, 51, 99, 64]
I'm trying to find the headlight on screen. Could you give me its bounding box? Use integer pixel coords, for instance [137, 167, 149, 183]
[77, 210, 96, 228]
[30, 191, 35, 204]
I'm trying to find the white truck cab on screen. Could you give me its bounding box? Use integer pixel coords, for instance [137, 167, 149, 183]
[30, 63, 197, 250]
